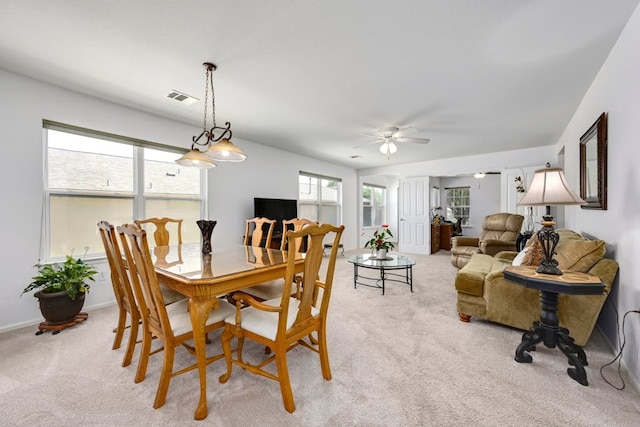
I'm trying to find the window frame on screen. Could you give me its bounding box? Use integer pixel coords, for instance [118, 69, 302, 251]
[42, 121, 205, 262]
[445, 186, 471, 227]
[362, 183, 386, 227]
[298, 171, 342, 224]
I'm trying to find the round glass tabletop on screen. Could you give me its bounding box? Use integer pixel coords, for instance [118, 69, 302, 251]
[347, 253, 416, 268]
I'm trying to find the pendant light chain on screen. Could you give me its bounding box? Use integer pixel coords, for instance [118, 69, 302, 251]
[202, 62, 217, 133]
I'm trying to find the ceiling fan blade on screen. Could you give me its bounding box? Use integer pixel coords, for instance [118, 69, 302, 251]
[358, 131, 382, 138]
[353, 139, 383, 149]
[395, 136, 431, 144]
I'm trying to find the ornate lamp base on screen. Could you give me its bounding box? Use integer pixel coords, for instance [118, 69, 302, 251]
[535, 216, 562, 276]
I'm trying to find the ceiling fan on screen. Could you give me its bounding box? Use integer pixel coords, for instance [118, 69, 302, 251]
[354, 126, 431, 158]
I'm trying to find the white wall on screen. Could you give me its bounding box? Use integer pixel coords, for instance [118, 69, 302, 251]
[0, 69, 358, 332]
[555, 3, 640, 386]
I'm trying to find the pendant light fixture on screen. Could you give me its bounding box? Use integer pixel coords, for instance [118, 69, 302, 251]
[176, 62, 247, 168]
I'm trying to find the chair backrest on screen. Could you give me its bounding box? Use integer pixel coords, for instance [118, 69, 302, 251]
[277, 223, 344, 338]
[478, 213, 524, 242]
[280, 218, 316, 251]
[135, 217, 183, 246]
[244, 217, 276, 248]
[118, 223, 171, 340]
[97, 221, 138, 315]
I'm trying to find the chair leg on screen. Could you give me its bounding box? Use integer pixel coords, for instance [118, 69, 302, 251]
[122, 313, 139, 367]
[112, 308, 127, 350]
[236, 336, 245, 364]
[275, 349, 295, 413]
[317, 326, 332, 381]
[219, 328, 235, 383]
[153, 344, 175, 409]
[135, 329, 153, 383]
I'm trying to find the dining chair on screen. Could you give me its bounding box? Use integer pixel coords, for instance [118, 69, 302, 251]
[97, 221, 140, 368]
[219, 223, 345, 413]
[244, 217, 276, 248]
[241, 218, 316, 301]
[117, 223, 235, 409]
[135, 217, 183, 246]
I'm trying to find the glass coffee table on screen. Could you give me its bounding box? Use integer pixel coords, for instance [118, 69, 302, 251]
[347, 253, 415, 295]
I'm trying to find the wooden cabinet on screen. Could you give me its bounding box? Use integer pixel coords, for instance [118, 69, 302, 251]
[431, 224, 441, 253]
[440, 223, 453, 250]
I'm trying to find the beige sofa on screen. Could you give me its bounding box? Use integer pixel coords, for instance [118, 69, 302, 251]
[450, 213, 524, 269]
[454, 229, 618, 346]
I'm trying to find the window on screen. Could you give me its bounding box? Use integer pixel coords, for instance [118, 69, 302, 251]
[298, 172, 341, 225]
[445, 187, 470, 226]
[362, 183, 386, 227]
[44, 122, 204, 260]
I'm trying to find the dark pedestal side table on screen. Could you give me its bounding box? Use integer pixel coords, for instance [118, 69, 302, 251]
[503, 266, 604, 386]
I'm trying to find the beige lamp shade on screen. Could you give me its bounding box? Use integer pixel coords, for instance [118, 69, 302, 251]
[518, 166, 585, 206]
[176, 149, 217, 168]
[205, 139, 248, 162]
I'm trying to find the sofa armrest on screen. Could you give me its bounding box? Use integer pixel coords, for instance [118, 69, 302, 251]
[481, 239, 517, 256]
[452, 236, 479, 248]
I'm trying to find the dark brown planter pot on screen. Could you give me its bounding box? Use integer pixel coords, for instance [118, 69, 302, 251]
[34, 291, 85, 325]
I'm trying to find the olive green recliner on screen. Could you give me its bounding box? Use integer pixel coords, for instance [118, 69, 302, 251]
[450, 213, 524, 269]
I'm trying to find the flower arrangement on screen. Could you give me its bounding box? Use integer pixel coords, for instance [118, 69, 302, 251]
[363, 225, 396, 251]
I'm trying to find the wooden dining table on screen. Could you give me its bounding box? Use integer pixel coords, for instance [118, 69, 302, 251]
[152, 243, 304, 420]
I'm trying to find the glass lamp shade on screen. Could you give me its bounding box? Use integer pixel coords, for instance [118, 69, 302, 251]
[517, 167, 585, 206]
[379, 141, 398, 155]
[205, 139, 247, 162]
[176, 149, 217, 168]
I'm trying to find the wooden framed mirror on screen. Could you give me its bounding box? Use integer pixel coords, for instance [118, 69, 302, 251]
[579, 112, 607, 210]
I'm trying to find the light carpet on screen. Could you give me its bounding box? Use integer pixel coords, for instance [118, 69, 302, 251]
[1, 251, 639, 426]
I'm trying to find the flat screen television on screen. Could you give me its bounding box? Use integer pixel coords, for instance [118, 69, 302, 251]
[253, 198, 298, 235]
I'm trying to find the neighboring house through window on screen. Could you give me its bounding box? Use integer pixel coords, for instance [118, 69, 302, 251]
[362, 183, 386, 227]
[298, 172, 341, 225]
[44, 121, 204, 261]
[445, 186, 470, 226]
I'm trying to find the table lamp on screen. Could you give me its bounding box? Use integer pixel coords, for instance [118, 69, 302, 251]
[517, 163, 585, 275]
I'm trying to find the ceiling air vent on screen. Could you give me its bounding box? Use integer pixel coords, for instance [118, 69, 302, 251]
[165, 90, 198, 105]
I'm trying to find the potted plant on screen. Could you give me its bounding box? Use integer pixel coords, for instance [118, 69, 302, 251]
[22, 255, 98, 325]
[363, 225, 396, 259]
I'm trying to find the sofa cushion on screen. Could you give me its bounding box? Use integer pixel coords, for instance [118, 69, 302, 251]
[518, 229, 605, 273]
[521, 233, 544, 266]
[554, 229, 606, 272]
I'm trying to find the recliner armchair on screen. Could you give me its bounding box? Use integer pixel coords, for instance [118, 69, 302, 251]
[450, 213, 524, 269]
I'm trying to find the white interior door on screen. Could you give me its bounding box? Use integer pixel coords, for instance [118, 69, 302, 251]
[399, 177, 430, 254]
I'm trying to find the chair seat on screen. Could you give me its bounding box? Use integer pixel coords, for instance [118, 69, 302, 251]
[242, 279, 297, 301]
[225, 297, 319, 341]
[168, 298, 235, 337]
[160, 285, 187, 305]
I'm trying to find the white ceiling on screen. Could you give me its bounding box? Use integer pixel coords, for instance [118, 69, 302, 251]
[1, 1, 638, 169]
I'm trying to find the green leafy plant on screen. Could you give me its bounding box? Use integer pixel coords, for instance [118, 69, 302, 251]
[22, 255, 98, 300]
[363, 225, 395, 251]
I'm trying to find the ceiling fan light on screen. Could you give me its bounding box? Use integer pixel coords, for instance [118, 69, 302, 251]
[474, 172, 486, 179]
[176, 149, 217, 168]
[379, 141, 398, 155]
[205, 139, 248, 162]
